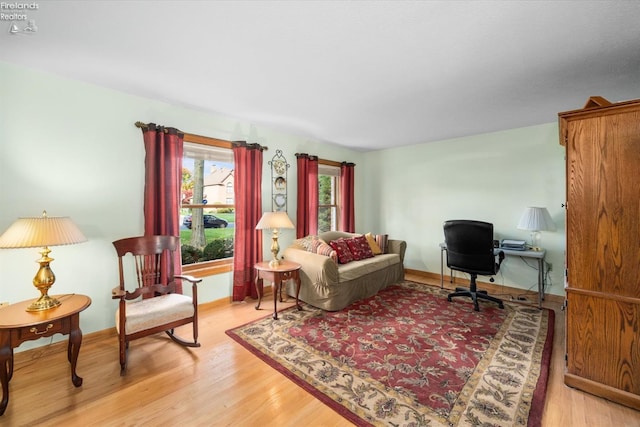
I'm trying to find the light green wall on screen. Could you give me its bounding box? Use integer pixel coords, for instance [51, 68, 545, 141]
[361, 124, 566, 296]
[0, 61, 360, 351]
[0, 60, 566, 353]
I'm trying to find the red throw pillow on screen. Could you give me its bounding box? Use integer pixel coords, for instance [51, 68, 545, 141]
[329, 238, 354, 264]
[346, 235, 374, 260]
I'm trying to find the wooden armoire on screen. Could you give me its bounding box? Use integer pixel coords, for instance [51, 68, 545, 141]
[559, 96, 640, 410]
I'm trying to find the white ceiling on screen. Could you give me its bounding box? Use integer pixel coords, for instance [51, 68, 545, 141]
[2, 1, 640, 151]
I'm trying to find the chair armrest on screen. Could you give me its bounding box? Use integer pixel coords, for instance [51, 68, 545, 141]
[175, 274, 200, 304]
[175, 274, 202, 285]
[112, 287, 126, 299]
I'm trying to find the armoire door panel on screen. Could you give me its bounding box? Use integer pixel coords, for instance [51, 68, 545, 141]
[565, 111, 640, 299]
[565, 291, 640, 395]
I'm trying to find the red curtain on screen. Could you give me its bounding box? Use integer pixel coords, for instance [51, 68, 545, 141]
[232, 142, 264, 301]
[141, 123, 184, 291]
[340, 162, 355, 233]
[295, 153, 318, 238]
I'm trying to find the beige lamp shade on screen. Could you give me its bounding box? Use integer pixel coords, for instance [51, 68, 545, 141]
[0, 212, 87, 248]
[255, 211, 294, 230]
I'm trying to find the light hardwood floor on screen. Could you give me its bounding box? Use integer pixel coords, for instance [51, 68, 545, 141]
[4, 275, 640, 426]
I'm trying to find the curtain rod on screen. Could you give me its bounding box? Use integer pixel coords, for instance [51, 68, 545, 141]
[135, 121, 183, 135]
[296, 153, 354, 167]
[135, 122, 268, 151]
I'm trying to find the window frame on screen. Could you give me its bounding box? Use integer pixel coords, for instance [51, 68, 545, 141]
[181, 133, 234, 278]
[317, 159, 342, 232]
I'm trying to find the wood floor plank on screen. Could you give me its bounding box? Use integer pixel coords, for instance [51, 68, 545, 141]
[2, 277, 639, 426]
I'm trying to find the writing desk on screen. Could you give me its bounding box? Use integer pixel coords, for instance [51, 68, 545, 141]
[439, 243, 546, 309]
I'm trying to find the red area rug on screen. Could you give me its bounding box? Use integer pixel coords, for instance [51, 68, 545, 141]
[226, 281, 554, 426]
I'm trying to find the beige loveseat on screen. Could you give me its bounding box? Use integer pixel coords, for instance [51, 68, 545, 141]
[282, 231, 406, 311]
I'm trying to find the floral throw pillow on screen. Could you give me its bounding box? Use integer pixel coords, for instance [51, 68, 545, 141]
[292, 235, 317, 252]
[346, 235, 374, 260]
[329, 238, 354, 264]
[311, 237, 338, 263]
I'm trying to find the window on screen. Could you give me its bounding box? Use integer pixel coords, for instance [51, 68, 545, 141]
[318, 162, 341, 232]
[181, 134, 234, 276]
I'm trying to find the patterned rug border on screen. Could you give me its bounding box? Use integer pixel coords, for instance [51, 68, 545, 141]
[528, 302, 555, 427]
[226, 281, 555, 426]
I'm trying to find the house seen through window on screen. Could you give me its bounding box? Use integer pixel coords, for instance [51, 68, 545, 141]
[181, 138, 235, 272]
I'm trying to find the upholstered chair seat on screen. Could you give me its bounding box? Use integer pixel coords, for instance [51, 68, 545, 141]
[116, 293, 194, 335]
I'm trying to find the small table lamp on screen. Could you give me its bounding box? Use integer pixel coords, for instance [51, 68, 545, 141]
[0, 210, 87, 311]
[517, 207, 556, 251]
[255, 212, 295, 267]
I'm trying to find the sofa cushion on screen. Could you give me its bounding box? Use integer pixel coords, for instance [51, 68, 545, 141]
[337, 253, 400, 281]
[329, 238, 355, 264]
[346, 235, 374, 260]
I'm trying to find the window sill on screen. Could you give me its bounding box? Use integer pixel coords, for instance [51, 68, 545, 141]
[182, 258, 232, 278]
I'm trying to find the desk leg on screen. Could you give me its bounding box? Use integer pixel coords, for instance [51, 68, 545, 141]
[440, 247, 444, 289]
[537, 258, 545, 309]
[68, 314, 83, 387]
[0, 332, 11, 415]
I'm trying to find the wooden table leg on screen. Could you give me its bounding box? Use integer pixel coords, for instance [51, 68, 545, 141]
[0, 332, 12, 416]
[272, 279, 279, 320]
[67, 314, 83, 387]
[254, 275, 263, 310]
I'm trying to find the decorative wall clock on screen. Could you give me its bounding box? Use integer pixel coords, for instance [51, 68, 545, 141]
[269, 150, 289, 212]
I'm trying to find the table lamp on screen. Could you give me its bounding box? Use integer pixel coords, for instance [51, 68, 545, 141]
[255, 211, 294, 267]
[517, 207, 556, 251]
[0, 210, 87, 311]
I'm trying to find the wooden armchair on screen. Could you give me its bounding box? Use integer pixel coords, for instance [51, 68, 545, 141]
[112, 235, 202, 375]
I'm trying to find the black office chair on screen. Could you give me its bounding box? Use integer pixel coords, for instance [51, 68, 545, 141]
[443, 220, 505, 311]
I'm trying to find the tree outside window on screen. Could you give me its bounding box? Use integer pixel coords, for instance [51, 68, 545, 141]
[181, 140, 235, 268]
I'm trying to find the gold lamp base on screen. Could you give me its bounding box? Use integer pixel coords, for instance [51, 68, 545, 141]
[268, 229, 282, 268]
[26, 294, 62, 312]
[26, 246, 62, 312]
[268, 258, 282, 268]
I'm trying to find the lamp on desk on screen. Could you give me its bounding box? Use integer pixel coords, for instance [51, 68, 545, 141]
[517, 207, 556, 251]
[0, 211, 87, 311]
[256, 211, 295, 268]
